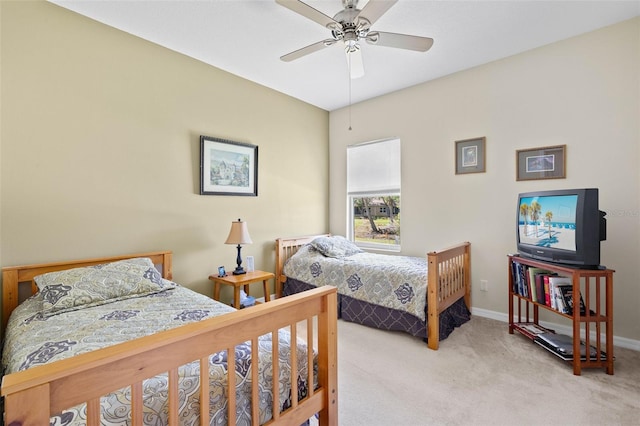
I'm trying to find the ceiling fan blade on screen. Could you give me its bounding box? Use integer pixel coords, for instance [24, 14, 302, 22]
[357, 0, 398, 26]
[365, 31, 434, 52]
[280, 39, 337, 62]
[276, 0, 340, 30]
[345, 47, 364, 79]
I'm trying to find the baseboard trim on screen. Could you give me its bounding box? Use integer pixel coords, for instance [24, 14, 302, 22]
[255, 294, 276, 304]
[471, 307, 640, 352]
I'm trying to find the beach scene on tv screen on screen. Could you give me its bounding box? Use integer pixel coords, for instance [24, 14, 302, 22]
[519, 195, 577, 251]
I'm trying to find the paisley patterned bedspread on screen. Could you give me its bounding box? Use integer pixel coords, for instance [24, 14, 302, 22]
[2, 285, 313, 425]
[284, 244, 428, 321]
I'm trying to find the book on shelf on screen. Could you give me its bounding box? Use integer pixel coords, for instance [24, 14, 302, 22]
[547, 276, 571, 313]
[554, 282, 587, 315]
[518, 323, 549, 335]
[535, 274, 546, 304]
[517, 262, 528, 298]
[513, 322, 553, 340]
[511, 261, 528, 298]
[553, 283, 566, 313]
[527, 267, 552, 304]
[543, 274, 560, 309]
[510, 261, 520, 294]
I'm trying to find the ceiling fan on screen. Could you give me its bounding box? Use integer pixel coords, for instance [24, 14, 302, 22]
[276, 0, 433, 79]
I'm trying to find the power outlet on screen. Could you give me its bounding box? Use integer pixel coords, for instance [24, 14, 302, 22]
[480, 280, 488, 291]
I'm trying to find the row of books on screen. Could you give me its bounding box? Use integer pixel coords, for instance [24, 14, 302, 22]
[511, 261, 587, 315]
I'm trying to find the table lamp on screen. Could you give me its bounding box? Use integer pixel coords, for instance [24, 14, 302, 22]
[225, 218, 253, 275]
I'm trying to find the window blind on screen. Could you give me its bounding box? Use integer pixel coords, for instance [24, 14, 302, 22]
[347, 138, 400, 195]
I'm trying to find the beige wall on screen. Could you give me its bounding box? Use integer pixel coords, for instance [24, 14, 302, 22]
[330, 18, 640, 344]
[0, 1, 329, 308]
[3, 2, 638, 345]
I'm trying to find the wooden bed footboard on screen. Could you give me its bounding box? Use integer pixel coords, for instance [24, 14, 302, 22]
[275, 236, 471, 351]
[427, 241, 471, 350]
[1, 251, 338, 426]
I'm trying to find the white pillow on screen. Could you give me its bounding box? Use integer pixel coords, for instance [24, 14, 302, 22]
[309, 235, 363, 258]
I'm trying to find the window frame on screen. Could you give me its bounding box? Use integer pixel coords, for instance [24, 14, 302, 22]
[346, 138, 401, 252]
[347, 192, 401, 252]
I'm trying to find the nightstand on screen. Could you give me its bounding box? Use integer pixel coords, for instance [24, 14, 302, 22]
[208, 270, 275, 309]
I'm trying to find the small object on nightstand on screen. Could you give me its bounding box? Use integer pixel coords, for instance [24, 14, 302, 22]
[218, 266, 226, 277]
[233, 290, 256, 308]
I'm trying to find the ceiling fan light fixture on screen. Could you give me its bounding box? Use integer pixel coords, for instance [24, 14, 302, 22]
[344, 40, 359, 54]
[345, 46, 364, 79]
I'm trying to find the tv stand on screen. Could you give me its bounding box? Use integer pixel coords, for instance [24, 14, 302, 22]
[518, 254, 605, 270]
[508, 255, 614, 375]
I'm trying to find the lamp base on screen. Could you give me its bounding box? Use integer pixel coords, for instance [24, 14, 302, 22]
[232, 244, 247, 275]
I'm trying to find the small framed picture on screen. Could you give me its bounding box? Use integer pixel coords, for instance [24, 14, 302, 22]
[246, 256, 254, 272]
[516, 144, 566, 181]
[200, 135, 258, 196]
[455, 137, 486, 174]
[218, 266, 226, 277]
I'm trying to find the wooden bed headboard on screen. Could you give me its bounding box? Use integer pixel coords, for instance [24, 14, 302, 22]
[275, 234, 329, 297]
[1, 250, 173, 338]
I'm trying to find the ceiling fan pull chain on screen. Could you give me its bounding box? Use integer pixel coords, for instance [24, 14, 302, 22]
[348, 52, 352, 131]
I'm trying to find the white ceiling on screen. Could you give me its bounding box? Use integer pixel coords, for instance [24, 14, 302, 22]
[49, 0, 639, 111]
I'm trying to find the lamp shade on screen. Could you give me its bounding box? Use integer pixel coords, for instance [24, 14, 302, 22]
[225, 219, 252, 245]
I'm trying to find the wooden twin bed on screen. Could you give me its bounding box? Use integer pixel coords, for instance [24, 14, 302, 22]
[1, 250, 338, 425]
[276, 235, 472, 350]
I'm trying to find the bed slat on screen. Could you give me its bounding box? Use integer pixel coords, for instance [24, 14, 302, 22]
[307, 318, 314, 400]
[227, 347, 237, 425]
[251, 337, 260, 425]
[271, 328, 280, 422]
[87, 397, 100, 426]
[168, 368, 179, 426]
[132, 381, 143, 425]
[290, 322, 299, 409]
[199, 356, 211, 425]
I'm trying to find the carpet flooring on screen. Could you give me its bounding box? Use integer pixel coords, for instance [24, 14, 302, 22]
[313, 316, 640, 425]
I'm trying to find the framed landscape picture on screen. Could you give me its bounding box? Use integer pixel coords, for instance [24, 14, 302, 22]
[516, 144, 566, 181]
[455, 137, 486, 174]
[200, 136, 258, 196]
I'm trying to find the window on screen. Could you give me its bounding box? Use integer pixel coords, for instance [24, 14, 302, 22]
[347, 138, 401, 251]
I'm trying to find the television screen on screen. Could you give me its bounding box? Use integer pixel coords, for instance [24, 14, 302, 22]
[518, 194, 578, 253]
[516, 188, 605, 269]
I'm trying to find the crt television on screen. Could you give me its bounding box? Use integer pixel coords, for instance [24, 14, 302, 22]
[516, 188, 606, 269]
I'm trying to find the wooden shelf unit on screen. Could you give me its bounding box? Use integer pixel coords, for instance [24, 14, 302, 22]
[508, 255, 614, 375]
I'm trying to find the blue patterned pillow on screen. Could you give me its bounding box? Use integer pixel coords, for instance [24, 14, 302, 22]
[35, 257, 176, 316]
[309, 235, 363, 258]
